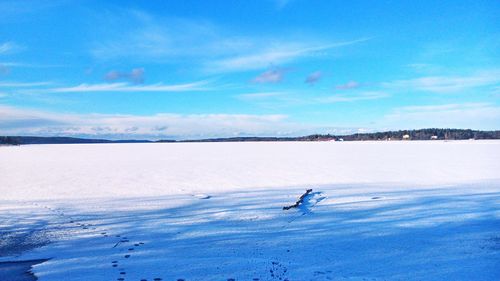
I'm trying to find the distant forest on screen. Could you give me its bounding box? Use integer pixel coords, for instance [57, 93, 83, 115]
[299, 128, 500, 142]
[1, 129, 500, 145]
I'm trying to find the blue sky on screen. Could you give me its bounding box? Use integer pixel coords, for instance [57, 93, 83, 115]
[0, 0, 499, 139]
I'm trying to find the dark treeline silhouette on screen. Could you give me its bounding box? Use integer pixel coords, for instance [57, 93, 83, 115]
[178, 129, 500, 142]
[0, 136, 151, 145]
[1, 129, 499, 145]
[306, 128, 500, 141]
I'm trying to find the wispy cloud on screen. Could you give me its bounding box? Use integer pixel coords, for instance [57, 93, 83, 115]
[209, 38, 370, 73]
[394, 103, 491, 112]
[336, 81, 360, 90]
[0, 61, 65, 76]
[37, 80, 212, 93]
[316, 92, 389, 103]
[105, 68, 145, 84]
[90, 9, 371, 73]
[236, 90, 389, 108]
[0, 61, 66, 68]
[381, 102, 500, 130]
[252, 68, 288, 83]
[0, 81, 53, 87]
[0, 105, 345, 139]
[90, 11, 220, 61]
[406, 63, 443, 74]
[305, 71, 322, 85]
[382, 70, 500, 93]
[236, 92, 285, 100]
[0, 42, 21, 54]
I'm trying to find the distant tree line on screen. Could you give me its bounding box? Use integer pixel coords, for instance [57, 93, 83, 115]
[1, 129, 499, 145]
[0, 136, 125, 145]
[0, 136, 20, 145]
[298, 129, 500, 141]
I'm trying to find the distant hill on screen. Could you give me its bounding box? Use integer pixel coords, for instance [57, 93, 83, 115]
[1, 129, 499, 145]
[0, 136, 152, 145]
[179, 136, 298, 142]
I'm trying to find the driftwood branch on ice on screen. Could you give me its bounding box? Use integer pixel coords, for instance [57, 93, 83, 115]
[283, 189, 313, 210]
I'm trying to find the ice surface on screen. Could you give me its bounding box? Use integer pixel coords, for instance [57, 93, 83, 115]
[0, 141, 499, 280]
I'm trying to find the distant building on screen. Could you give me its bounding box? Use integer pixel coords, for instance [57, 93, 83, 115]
[430, 135, 438, 140]
[402, 134, 410, 140]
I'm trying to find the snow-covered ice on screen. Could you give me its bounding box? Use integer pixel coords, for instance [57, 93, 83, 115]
[1, 141, 499, 280]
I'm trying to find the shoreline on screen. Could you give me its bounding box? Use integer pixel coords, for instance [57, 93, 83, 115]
[0, 259, 48, 281]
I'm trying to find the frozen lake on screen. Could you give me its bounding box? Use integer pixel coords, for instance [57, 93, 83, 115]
[1, 141, 499, 280]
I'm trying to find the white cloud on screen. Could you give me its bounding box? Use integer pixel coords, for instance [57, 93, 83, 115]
[0, 105, 344, 139]
[0, 42, 20, 54]
[0, 62, 65, 68]
[316, 92, 389, 103]
[395, 103, 489, 112]
[208, 38, 370, 73]
[34, 80, 211, 93]
[236, 92, 285, 100]
[382, 70, 500, 93]
[336, 81, 360, 90]
[0, 81, 53, 87]
[406, 63, 443, 74]
[90, 9, 370, 73]
[89, 11, 243, 62]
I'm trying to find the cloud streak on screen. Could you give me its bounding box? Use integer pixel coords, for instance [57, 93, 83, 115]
[0, 81, 53, 87]
[236, 92, 285, 100]
[31, 80, 212, 93]
[382, 70, 500, 93]
[316, 92, 389, 103]
[336, 81, 360, 90]
[90, 10, 371, 72]
[381, 103, 500, 130]
[0, 105, 342, 139]
[209, 38, 370, 73]
[0, 42, 21, 54]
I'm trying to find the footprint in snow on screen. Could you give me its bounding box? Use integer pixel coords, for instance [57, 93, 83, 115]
[193, 194, 211, 199]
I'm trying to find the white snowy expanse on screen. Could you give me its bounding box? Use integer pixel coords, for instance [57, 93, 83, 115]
[1, 141, 499, 280]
